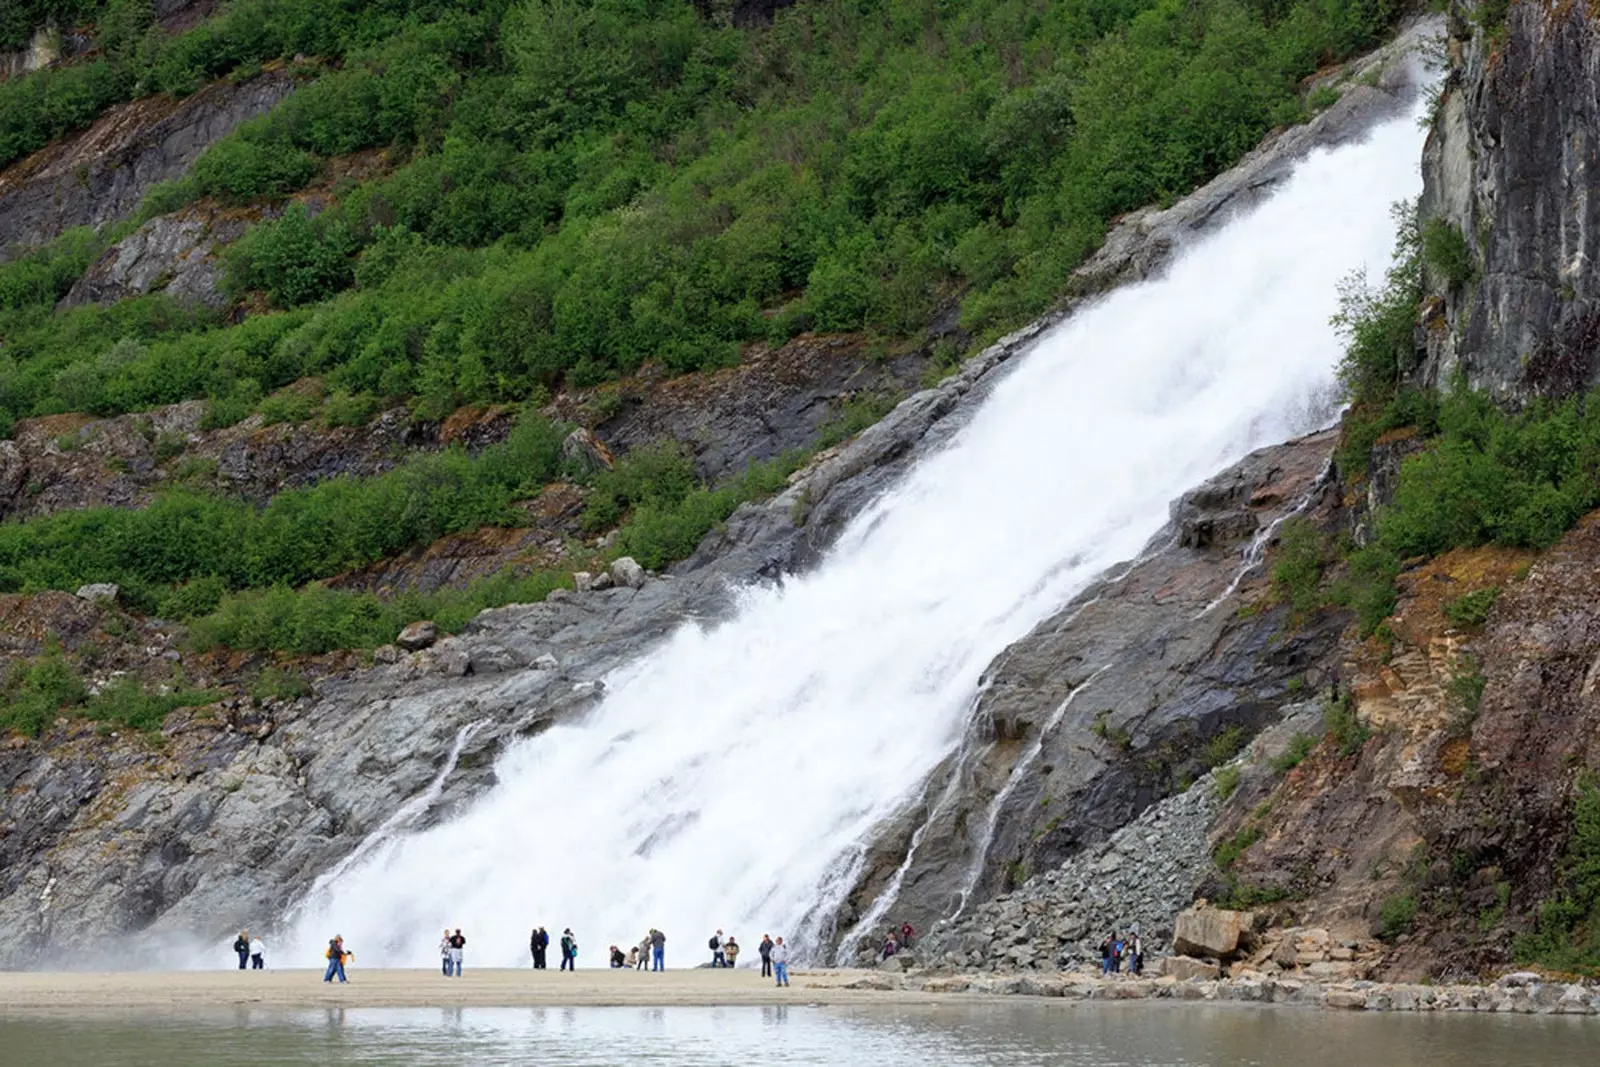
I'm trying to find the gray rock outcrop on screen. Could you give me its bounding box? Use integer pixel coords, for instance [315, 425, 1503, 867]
[1419, 1, 1600, 399]
[0, 69, 293, 261]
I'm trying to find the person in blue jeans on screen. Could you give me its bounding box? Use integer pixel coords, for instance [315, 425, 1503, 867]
[650, 928, 666, 971]
[323, 936, 349, 983]
[560, 929, 578, 971]
[772, 937, 789, 986]
[233, 931, 250, 970]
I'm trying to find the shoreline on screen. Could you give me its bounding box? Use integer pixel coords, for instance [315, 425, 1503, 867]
[2, 967, 1599, 1016]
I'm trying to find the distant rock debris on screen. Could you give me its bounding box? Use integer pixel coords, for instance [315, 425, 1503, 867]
[609, 557, 646, 589]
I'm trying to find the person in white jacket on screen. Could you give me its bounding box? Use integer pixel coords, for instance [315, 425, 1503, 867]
[249, 936, 265, 970]
[772, 937, 790, 987]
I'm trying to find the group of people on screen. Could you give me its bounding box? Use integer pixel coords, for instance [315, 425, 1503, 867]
[232, 931, 266, 970]
[527, 927, 580, 971]
[1099, 931, 1144, 976]
[880, 922, 916, 960]
[229, 924, 792, 985]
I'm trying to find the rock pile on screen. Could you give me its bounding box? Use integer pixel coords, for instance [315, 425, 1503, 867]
[916, 771, 1222, 970]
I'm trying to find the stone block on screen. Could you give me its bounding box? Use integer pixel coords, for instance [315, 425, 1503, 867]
[1172, 906, 1248, 959]
[1161, 956, 1221, 982]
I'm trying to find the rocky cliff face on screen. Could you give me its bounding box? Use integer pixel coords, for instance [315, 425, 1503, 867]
[0, 69, 293, 261]
[1420, 0, 1600, 398]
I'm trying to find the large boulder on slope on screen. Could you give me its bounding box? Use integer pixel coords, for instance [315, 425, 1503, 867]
[1172, 905, 1251, 960]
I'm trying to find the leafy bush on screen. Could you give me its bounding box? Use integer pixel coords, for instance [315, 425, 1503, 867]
[1444, 586, 1500, 629]
[1213, 764, 1241, 801]
[1213, 825, 1264, 870]
[1271, 517, 1328, 617]
[83, 676, 219, 732]
[1422, 217, 1474, 290]
[1199, 724, 1248, 770]
[0, 411, 566, 598]
[1516, 781, 1600, 975]
[1377, 892, 1418, 941]
[0, 649, 86, 737]
[1323, 690, 1371, 757]
[1269, 733, 1317, 773]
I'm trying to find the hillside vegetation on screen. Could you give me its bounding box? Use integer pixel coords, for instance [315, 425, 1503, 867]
[1, 0, 1400, 432]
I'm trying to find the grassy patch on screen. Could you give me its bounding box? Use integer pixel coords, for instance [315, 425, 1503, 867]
[1323, 690, 1371, 758]
[1213, 765, 1241, 801]
[1444, 586, 1500, 629]
[1269, 733, 1317, 773]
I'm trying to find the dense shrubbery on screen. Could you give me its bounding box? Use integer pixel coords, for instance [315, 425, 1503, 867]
[0, 0, 503, 171]
[1516, 780, 1600, 976]
[187, 570, 570, 655]
[0, 0, 1402, 433]
[0, 412, 566, 600]
[0, 646, 217, 737]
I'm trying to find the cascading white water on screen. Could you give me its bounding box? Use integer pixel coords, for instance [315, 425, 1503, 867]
[286, 98, 1428, 968]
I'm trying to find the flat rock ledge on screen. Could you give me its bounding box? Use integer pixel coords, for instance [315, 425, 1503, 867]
[849, 970, 1600, 1014]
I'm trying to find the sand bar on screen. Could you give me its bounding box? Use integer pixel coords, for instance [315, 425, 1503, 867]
[0, 968, 959, 1011]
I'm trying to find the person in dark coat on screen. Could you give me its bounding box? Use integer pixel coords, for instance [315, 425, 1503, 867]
[233, 931, 250, 970]
[531, 927, 550, 969]
[758, 934, 774, 978]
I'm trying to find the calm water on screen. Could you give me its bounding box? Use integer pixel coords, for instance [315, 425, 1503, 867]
[2, 1003, 1596, 1066]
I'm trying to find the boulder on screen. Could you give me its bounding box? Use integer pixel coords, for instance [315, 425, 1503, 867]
[561, 428, 615, 475]
[396, 620, 439, 651]
[573, 572, 596, 592]
[1172, 906, 1249, 960]
[610, 557, 646, 589]
[372, 644, 402, 664]
[1161, 956, 1221, 981]
[74, 583, 120, 605]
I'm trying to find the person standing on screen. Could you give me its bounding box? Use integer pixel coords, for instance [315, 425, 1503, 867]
[724, 937, 740, 968]
[560, 929, 577, 971]
[758, 934, 774, 978]
[772, 937, 789, 987]
[250, 935, 266, 970]
[448, 929, 466, 977]
[440, 929, 453, 977]
[1130, 933, 1144, 976]
[323, 936, 349, 983]
[650, 928, 666, 971]
[635, 934, 651, 970]
[710, 929, 725, 968]
[233, 931, 250, 970]
[899, 922, 915, 949]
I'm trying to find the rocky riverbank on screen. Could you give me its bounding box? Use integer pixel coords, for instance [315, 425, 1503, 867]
[861, 967, 1600, 1015]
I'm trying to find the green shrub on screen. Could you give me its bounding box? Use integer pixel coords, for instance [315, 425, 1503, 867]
[1213, 825, 1264, 870]
[250, 666, 312, 703]
[1422, 217, 1475, 290]
[1515, 781, 1600, 975]
[84, 676, 219, 732]
[1444, 586, 1500, 629]
[1199, 724, 1248, 770]
[258, 387, 320, 426]
[1270, 733, 1317, 773]
[1271, 517, 1329, 617]
[1377, 893, 1418, 941]
[1213, 764, 1241, 801]
[0, 649, 86, 737]
[1323, 690, 1371, 757]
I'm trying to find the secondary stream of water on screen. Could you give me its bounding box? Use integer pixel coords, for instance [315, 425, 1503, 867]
[286, 95, 1430, 969]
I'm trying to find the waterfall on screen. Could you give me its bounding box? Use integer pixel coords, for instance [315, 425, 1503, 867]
[286, 96, 1428, 968]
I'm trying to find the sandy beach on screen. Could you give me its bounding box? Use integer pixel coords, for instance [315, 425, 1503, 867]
[0, 967, 947, 1011]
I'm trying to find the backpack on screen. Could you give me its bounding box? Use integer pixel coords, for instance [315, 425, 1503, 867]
[709, 936, 720, 949]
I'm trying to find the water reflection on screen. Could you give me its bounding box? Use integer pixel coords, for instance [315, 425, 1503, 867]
[1, 1003, 1596, 1066]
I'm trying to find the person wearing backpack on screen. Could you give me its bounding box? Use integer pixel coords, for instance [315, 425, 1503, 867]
[323, 935, 350, 983]
[560, 929, 578, 971]
[758, 934, 774, 978]
[709, 930, 725, 968]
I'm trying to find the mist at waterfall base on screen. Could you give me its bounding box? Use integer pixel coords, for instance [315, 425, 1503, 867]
[284, 102, 1427, 969]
